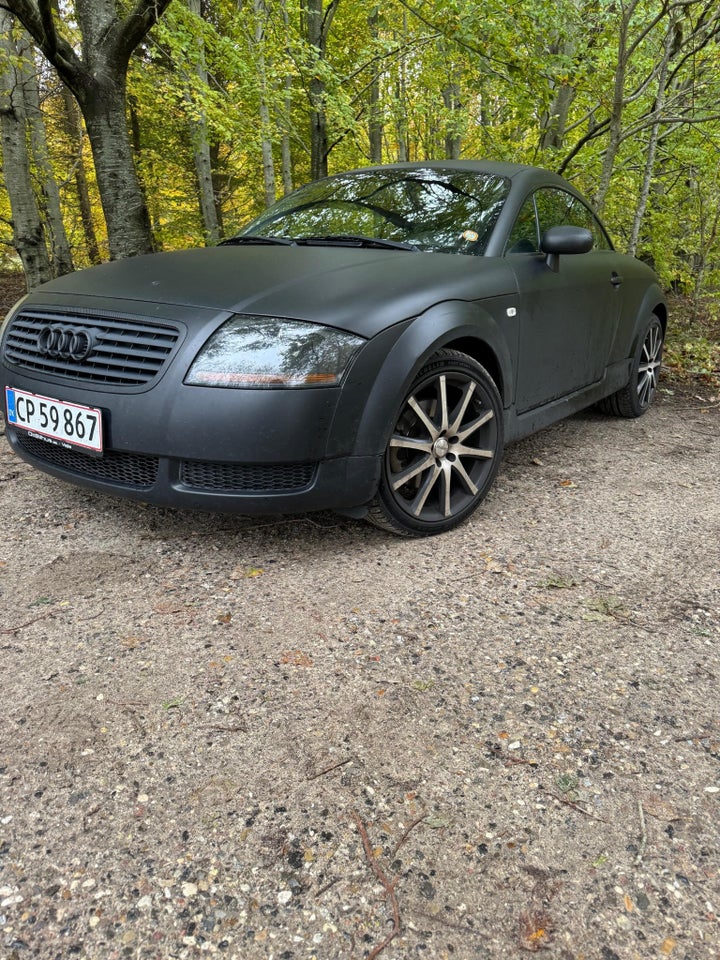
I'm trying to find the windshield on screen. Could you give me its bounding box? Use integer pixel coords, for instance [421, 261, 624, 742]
[239, 168, 509, 256]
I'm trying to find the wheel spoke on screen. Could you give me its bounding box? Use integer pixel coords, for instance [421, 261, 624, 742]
[440, 462, 452, 516]
[408, 395, 439, 438]
[438, 375, 450, 433]
[447, 380, 476, 436]
[390, 453, 435, 491]
[637, 371, 653, 406]
[455, 409, 494, 443]
[410, 462, 443, 516]
[450, 458, 478, 496]
[452, 443, 495, 459]
[389, 435, 434, 454]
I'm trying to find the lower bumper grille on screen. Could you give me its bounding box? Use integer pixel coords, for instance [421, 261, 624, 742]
[15, 433, 159, 488]
[14, 432, 317, 495]
[179, 459, 316, 492]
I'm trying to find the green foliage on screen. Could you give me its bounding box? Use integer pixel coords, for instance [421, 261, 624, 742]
[664, 296, 720, 386]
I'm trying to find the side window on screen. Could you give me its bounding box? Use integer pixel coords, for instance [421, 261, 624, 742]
[505, 196, 539, 254]
[535, 188, 612, 250]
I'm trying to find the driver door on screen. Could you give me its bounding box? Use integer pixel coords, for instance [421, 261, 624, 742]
[506, 188, 623, 413]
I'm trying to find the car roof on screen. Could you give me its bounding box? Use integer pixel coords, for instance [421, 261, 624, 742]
[347, 159, 571, 190]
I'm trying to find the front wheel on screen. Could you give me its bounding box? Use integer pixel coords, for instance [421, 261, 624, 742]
[367, 350, 504, 536]
[598, 314, 664, 418]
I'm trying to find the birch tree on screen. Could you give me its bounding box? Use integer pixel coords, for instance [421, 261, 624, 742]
[187, 0, 220, 244]
[0, 7, 51, 287]
[3, 0, 173, 259]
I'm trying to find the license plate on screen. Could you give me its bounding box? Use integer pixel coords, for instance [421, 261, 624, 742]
[5, 387, 103, 455]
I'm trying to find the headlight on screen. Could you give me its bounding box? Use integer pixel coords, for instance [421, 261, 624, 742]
[185, 315, 365, 388]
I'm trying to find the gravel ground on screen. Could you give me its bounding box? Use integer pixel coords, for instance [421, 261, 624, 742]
[0, 388, 719, 960]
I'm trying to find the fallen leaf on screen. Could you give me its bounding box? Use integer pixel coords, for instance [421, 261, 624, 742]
[280, 650, 313, 667]
[153, 602, 183, 614]
[426, 816, 452, 829]
[229, 565, 264, 580]
[559, 478, 577, 488]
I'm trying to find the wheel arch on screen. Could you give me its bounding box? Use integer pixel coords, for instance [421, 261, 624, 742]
[635, 285, 667, 344]
[346, 299, 514, 459]
[439, 335, 505, 401]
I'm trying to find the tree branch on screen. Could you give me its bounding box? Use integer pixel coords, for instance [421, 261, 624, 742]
[111, 0, 174, 66]
[1, 0, 84, 88]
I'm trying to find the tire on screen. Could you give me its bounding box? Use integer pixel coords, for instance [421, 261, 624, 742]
[367, 349, 504, 536]
[598, 314, 664, 418]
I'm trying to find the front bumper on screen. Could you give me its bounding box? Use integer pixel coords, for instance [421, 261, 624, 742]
[4, 423, 381, 514]
[1, 360, 384, 515]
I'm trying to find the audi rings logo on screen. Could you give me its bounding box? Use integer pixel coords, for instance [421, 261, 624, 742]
[37, 325, 97, 362]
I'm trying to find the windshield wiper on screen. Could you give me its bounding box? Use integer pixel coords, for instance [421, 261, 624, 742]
[219, 235, 295, 246]
[294, 234, 418, 251]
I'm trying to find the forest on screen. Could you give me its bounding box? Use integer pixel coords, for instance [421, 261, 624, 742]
[1, 0, 720, 333]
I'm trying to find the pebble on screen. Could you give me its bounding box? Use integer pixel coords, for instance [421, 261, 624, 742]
[277, 890, 292, 905]
[182, 882, 198, 897]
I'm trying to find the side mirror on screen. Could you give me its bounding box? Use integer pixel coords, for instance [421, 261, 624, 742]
[541, 226, 593, 272]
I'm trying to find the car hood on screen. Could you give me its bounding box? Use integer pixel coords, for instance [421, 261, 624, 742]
[29, 246, 517, 339]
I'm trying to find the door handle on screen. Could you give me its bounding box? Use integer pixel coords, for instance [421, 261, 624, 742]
[610, 272, 623, 288]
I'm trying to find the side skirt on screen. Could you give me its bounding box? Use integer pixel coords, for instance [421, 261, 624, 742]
[503, 359, 631, 443]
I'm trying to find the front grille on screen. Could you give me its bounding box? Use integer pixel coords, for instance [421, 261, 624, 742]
[3, 309, 181, 386]
[15, 433, 159, 488]
[179, 459, 316, 492]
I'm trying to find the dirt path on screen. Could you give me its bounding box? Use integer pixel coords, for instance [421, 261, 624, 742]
[1, 392, 718, 960]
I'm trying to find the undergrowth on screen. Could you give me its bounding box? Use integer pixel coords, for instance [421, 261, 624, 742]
[663, 294, 720, 392]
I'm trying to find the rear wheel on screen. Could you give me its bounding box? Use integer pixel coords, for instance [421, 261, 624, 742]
[367, 349, 503, 536]
[599, 314, 664, 418]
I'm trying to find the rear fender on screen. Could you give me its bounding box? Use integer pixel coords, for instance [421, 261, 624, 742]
[611, 281, 667, 363]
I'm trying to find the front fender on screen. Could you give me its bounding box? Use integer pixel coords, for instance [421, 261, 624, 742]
[331, 298, 517, 460]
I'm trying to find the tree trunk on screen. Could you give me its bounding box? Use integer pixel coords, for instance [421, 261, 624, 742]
[368, 9, 383, 163]
[594, 0, 638, 215]
[395, 11, 409, 162]
[188, 0, 220, 243]
[628, 22, 674, 256]
[5, 0, 173, 260]
[18, 30, 74, 275]
[0, 8, 52, 289]
[442, 81, 462, 160]
[304, 0, 339, 181]
[279, 0, 293, 194]
[60, 84, 101, 264]
[209, 142, 226, 236]
[254, 0, 276, 207]
[540, 82, 575, 150]
[281, 74, 294, 195]
[78, 72, 155, 259]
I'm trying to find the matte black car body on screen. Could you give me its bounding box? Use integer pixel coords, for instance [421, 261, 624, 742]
[0, 161, 666, 535]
